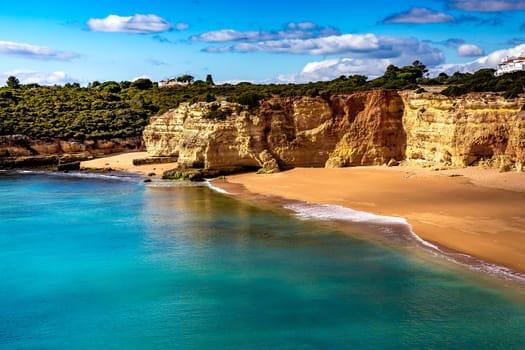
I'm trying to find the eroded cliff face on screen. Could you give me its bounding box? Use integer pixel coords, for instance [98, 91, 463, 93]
[143, 90, 406, 172]
[401, 91, 525, 168]
[143, 90, 525, 173]
[0, 135, 143, 167]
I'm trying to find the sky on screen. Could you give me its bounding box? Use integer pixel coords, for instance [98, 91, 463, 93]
[1, 0, 525, 85]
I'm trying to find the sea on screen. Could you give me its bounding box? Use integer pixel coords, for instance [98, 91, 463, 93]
[1, 171, 525, 349]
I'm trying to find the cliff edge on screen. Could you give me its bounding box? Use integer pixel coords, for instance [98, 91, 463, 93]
[143, 90, 525, 175]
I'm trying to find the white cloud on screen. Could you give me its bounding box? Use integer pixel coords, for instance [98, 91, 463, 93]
[192, 22, 340, 43]
[432, 43, 525, 74]
[0, 40, 78, 60]
[1, 70, 77, 85]
[194, 29, 259, 42]
[87, 14, 173, 34]
[446, 0, 525, 12]
[226, 34, 381, 55]
[457, 43, 485, 56]
[277, 38, 445, 83]
[204, 33, 445, 67]
[382, 8, 455, 24]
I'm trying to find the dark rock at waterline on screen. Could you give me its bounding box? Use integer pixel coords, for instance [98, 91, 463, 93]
[0, 155, 59, 168]
[162, 168, 223, 182]
[57, 161, 81, 171]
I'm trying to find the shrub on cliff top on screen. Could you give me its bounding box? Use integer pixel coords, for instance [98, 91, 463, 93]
[203, 104, 232, 120]
[237, 92, 263, 109]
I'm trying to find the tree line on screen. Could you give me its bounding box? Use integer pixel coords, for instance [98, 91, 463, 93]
[1, 62, 523, 141]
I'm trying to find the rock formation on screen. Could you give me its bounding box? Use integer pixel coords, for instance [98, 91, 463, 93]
[3, 90, 522, 173]
[401, 91, 525, 168]
[143, 90, 408, 174]
[0, 135, 143, 168]
[143, 90, 525, 175]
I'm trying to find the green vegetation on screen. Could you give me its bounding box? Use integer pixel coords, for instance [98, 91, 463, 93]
[203, 104, 232, 120]
[1, 62, 523, 141]
[430, 69, 525, 98]
[6, 76, 20, 89]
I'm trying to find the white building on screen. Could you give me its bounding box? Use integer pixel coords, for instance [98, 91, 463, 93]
[495, 56, 525, 76]
[158, 80, 189, 88]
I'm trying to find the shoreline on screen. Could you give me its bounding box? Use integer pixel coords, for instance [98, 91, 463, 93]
[212, 166, 525, 277]
[79, 152, 525, 278]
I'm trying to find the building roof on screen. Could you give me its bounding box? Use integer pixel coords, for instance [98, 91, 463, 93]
[501, 56, 525, 64]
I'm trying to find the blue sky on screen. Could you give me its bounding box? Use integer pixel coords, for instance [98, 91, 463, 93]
[1, 0, 525, 85]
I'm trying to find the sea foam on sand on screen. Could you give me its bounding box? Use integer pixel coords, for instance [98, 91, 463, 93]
[284, 202, 525, 284]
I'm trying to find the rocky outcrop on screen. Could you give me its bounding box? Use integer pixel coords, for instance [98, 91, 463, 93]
[326, 92, 406, 167]
[143, 90, 406, 173]
[0, 135, 143, 168]
[143, 90, 525, 176]
[400, 91, 525, 168]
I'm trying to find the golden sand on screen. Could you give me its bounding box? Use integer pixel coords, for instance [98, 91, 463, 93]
[81, 152, 177, 178]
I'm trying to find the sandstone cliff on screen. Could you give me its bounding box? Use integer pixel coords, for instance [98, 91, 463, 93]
[0, 135, 143, 167]
[401, 91, 525, 168]
[143, 90, 524, 174]
[143, 90, 406, 173]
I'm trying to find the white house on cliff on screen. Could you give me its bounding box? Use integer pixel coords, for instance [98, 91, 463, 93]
[495, 56, 525, 76]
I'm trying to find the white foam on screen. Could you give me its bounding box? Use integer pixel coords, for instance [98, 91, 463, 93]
[284, 203, 407, 226]
[405, 224, 442, 251]
[205, 179, 229, 194]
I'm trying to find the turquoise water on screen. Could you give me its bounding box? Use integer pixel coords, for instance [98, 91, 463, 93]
[1, 172, 525, 349]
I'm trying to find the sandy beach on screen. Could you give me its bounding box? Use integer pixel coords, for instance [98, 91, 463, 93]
[81, 152, 177, 178]
[82, 152, 525, 275]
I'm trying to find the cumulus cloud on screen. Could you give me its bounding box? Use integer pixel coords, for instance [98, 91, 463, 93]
[87, 14, 173, 34]
[203, 33, 446, 63]
[457, 43, 485, 56]
[277, 38, 445, 83]
[431, 43, 525, 75]
[446, 0, 525, 12]
[1, 70, 77, 85]
[0, 40, 79, 60]
[276, 58, 391, 83]
[205, 33, 383, 55]
[382, 8, 455, 24]
[192, 22, 340, 42]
